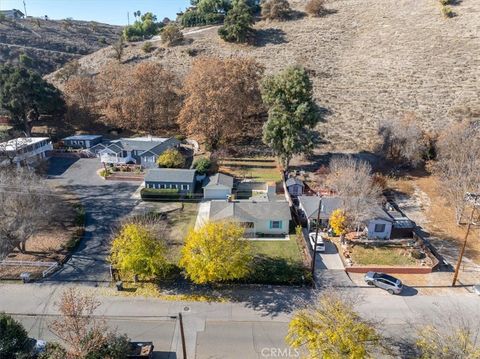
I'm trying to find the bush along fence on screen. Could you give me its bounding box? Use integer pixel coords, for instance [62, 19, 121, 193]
[140, 188, 203, 202]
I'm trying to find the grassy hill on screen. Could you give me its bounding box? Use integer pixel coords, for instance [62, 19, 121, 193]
[46, 0, 480, 152]
[0, 17, 121, 75]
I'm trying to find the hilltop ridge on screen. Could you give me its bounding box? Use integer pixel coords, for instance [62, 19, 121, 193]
[47, 0, 480, 152]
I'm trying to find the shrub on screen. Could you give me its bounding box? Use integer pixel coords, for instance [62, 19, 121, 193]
[157, 148, 185, 168]
[142, 41, 154, 53]
[99, 168, 111, 178]
[218, 0, 254, 43]
[0, 312, 30, 358]
[261, 0, 291, 20]
[441, 5, 455, 17]
[161, 24, 184, 46]
[193, 157, 212, 174]
[38, 343, 67, 359]
[141, 188, 181, 200]
[305, 0, 326, 17]
[174, 134, 186, 141]
[411, 249, 426, 260]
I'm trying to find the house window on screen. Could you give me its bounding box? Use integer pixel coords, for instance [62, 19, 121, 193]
[160, 184, 166, 189]
[270, 221, 282, 229]
[182, 184, 189, 190]
[374, 223, 386, 233]
[172, 184, 178, 189]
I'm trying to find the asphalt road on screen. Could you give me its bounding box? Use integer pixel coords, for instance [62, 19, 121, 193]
[46, 158, 140, 284]
[1, 283, 479, 359]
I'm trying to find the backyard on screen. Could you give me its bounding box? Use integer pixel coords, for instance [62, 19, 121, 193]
[218, 157, 282, 182]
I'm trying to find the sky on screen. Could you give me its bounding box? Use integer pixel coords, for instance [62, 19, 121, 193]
[0, 0, 191, 25]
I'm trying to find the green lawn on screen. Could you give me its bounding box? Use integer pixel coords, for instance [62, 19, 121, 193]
[161, 203, 198, 262]
[218, 157, 282, 182]
[349, 245, 419, 266]
[247, 238, 310, 285]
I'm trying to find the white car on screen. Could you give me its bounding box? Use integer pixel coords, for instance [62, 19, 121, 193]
[308, 232, 325, 252]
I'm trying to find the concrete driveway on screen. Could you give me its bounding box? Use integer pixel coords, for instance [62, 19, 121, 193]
[195, 201, 211, 230]
[46, 157, 140, 284]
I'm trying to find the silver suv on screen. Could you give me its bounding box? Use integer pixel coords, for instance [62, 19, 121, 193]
[364, 272, 403, 295]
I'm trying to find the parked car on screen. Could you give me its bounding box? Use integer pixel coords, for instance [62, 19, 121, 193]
[473, 284, 480, 296]
[127, 342, 154, 359]
[364, 272, 403, 295]
[308, 232, 325, 252]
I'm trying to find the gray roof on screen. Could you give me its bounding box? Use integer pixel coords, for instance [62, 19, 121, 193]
[286, 177, 304, 187]
[203, 173, 234, 189]
[108, 137, 180, 155]
[299, 195, 395, 222]
[298, 196, 343, 219]
[63, 135, 102, 141]
[209, 200, 291, 222]
[145, 168, 196, 183]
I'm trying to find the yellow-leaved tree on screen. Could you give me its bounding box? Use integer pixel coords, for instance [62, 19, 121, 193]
[329, 208, 348, 236]
[109, 223, 169, 280]
[180, 222, 252, 284]
[286, 291, 383, 358]
[157, 148, 185, 168]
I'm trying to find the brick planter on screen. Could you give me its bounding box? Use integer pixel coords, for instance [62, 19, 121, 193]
[345, 266, 434, 274]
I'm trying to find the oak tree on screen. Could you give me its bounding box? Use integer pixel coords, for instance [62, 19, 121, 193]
[178, 57, 265, 150]
[0, 65, 65, 135]
[97, 62, 181, 133]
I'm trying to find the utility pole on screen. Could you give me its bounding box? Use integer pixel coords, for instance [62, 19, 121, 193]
[452, 196, 478, 287]
[23, 0, 27, 17]
[310, 196, 322, 286]
[127, 12, 130, 26]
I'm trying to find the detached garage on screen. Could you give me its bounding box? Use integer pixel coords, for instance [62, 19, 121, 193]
[203, 173, 234, 200]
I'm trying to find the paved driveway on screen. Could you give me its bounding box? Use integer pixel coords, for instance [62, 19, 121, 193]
[46, 158, 140, 284]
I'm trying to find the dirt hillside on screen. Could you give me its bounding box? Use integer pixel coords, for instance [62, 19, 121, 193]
[47, 0, 480, 152]
[0, 17, 121, 75]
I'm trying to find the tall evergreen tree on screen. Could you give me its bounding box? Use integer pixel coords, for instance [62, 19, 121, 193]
[261, 66, 320, 169]
[218, 0, 254, 43]
[0, 65, 65, 135]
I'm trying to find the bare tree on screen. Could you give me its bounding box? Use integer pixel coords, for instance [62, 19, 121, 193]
[0, 167, 58, 257]
[435, 120, 480, 223]
[325, 156, 382, 230]
[378, 112, 427, 167]
[49, 288, 129, 358]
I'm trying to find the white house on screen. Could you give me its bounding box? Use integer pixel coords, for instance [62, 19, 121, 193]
[285, 177, 305, 196]
[0, 137, 52, 167]
[203, 173, 234, 199]
[208, 199, 291, 237]
[298, 195, 396, 239]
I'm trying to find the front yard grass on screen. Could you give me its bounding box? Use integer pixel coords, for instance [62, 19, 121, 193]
[164, 203, 199, 262]
[218, 157, 282, 182]
[248, 238, 310, 285]
[349, 244, 419, 266]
